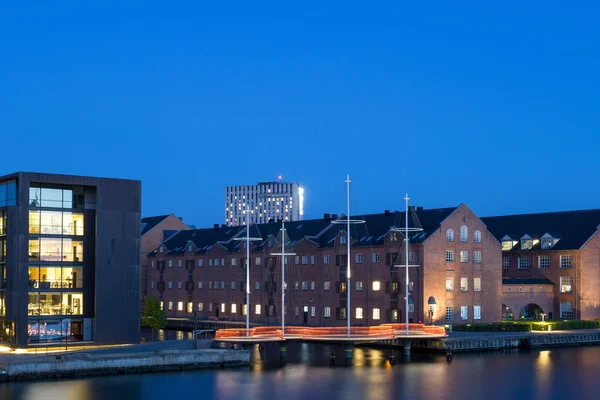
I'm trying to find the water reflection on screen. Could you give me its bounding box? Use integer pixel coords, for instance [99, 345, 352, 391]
[4, 346, 600, 400]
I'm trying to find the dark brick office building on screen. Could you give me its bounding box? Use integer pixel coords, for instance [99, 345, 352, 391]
[0, 172, 141, 348]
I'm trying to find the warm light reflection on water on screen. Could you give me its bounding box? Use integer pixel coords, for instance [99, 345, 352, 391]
[3, 346, 600, 400]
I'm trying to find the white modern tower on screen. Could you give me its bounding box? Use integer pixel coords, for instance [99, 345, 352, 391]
[225, 180, 304, 226]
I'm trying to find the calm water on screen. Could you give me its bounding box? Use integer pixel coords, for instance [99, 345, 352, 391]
[1, 344, 599, 400]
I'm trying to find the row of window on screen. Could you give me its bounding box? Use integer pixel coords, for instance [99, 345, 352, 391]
[161, 301, 407, 321]
[154, 252, 393, 268]
[445, 250, 481, 263]
[502, 255, 573, 269]
[445, 305, 482, 321]
[446, 227, 481, 243]
[504, 277, 573, 294]
[155, 280, 390, 292]
[446, 277, 482, 292]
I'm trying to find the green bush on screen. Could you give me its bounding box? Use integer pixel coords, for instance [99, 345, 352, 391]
[450, 322, 531, 332]
[531, 320, 600, 331]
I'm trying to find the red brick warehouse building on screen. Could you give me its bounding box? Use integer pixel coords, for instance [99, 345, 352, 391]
[481, 209, 600, 321]
[146, 204, 502, 326]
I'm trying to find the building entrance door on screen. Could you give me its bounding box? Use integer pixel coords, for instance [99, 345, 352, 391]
[215, 304, 220, 318]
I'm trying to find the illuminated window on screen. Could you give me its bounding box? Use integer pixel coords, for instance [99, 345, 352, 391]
[177, 302, 183, 311]
[502, 241, 515, 251]
[460, 251, 469, 263]
[461, 277, 468, 292]
[311, 307, 315, 317]
[446, 277, 453, 292]
[373, 308, 380, 320]
[560, 276, 573, 293]
[198, 303, 203, 312]
[356, 307, 363, 319]
[159, 301, 164, 310]
[168, 302, 173, 310]
[474, 305, 481, 320]
[372, 281, 381, 291]
[187, 302, 193, 313]
[255, 305, 261, 315]
[474, 277, 481, 292]
[324, 281, 331, 290]
[221, 303, 225, 313]
[324, 307, 331, 318]
[356, 281, 363, 291]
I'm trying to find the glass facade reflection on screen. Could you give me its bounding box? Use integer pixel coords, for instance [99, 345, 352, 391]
[0, 181, 17, 207]
[28, 318, 84, 342]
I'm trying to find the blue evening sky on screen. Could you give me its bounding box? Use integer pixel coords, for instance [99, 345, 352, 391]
[1, 1, 598, 226]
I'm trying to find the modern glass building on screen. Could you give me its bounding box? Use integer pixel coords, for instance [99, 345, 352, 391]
[0, 172, 141, 348]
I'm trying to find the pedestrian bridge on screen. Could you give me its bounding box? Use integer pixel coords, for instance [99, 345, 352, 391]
[214, 323, 446, 343]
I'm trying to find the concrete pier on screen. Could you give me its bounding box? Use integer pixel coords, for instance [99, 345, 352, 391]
[0, 349, 249, 382]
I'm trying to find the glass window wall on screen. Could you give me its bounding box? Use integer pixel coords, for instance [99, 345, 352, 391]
[28, 292, 83, 316]
[0, 210, 6, 235]
[28, 238, 83, 262]
[29, 211, 84, 235]
[30, 184, 89, 209]
[28, 266, 83, 289]
[0, 181, 17, 207]
[28, 319, 84, 343]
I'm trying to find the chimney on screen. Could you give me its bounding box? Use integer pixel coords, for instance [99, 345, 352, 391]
[332, 214, 338, 220]
[324, 213, 331, 220]
[384, 210, 390, 216]
[417, 206, 424, 211]
[221, 224, 226, 228]
[213, 224, 219, 229]
[178, 217, 183, 221]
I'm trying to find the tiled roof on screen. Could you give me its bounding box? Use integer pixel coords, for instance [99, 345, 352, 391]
[149, 206, 458, 256]
[502, 278, 554, 285]
[141, 215, 170, 236]
[481, 209, 600, 251]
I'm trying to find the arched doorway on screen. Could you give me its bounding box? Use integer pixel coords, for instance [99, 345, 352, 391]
[519, 303, 543, 320]
[502, 305, 514, 321]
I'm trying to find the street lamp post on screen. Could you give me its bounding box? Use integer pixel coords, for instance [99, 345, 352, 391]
[271, 221, 295, 338]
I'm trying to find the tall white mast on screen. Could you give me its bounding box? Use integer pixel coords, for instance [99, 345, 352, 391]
[345, 175, 351, 337]
[271, 222, 295, 337]
[404, 194, 410, 335]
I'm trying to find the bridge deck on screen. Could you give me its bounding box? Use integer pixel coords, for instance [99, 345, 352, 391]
[213, 324, 446, 344]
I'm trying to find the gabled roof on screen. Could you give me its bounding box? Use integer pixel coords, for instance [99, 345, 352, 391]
[148, 206, 459, 257]
[482, 208, 600, 251]
[141, 215, 171, 236]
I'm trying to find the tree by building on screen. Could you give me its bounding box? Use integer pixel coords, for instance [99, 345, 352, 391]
[141, 296, 166, 341]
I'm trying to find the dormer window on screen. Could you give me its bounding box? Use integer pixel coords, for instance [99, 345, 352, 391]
[501, 235, 517, 251]
[391, 232, 399, 241]
[340, 235, 347, 245]
[541, 233, 559, 249]
[521, 240, 534, 250]
[188, 245, 193, 252]
[159, 245, 164, 253]
[268, 239, 274, 248]
[521, 234, 534, 250]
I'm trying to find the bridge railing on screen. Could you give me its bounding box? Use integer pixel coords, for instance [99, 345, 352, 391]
[215, 323, 446, 340]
